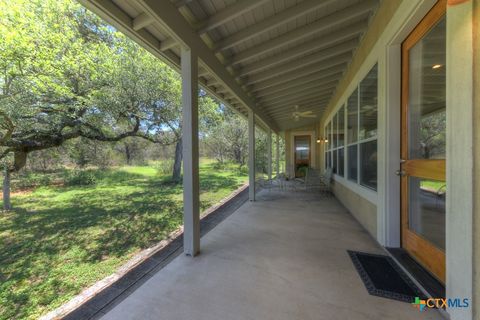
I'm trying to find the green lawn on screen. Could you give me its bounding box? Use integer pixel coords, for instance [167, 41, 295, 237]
[420, 180, 446, 193]
[0, 159, 247, 320]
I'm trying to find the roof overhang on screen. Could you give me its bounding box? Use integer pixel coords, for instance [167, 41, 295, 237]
[78, 0, 380, 133]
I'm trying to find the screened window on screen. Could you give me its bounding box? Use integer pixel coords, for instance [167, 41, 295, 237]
[327, 122, 331, 151]
[359, 65, 378, 140]
[332, 150, 337, 174]
[332, 113, 338, 149]
[338, 106, 345, 147]
[325, 106, 345, 177]
[347, 145, 358, 182]
[329, 121, 333, 150]
[325, 64, 378, 191]
[338, 148, 345, 177]
[347, 89, 358, 144]
[360, 140, 377, 189]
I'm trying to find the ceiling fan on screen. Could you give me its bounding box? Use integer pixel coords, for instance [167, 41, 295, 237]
[292, 105, 316, 121]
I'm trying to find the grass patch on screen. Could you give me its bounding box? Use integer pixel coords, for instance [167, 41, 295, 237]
[420, 180, 446, 193]
[0, 158, 247, 320]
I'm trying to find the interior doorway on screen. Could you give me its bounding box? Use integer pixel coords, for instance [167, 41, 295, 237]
[294, 135, 311, 177]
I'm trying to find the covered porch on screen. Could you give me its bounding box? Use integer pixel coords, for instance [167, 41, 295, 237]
[96, 189, 439, 320]
[74, 0, 479, 319]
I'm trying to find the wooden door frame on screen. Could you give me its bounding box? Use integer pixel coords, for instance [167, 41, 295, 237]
[294, 135, 311, 177]
[289, 131, 316, 178]
[400, 0, 446, 283]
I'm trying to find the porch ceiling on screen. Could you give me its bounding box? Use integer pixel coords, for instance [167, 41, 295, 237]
[79, 0, 380, 132]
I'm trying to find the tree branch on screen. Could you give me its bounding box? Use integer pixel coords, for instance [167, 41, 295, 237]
[0, 110, 15, 144]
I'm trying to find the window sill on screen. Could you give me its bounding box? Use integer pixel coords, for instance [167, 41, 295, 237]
[332, 175, 378, 205]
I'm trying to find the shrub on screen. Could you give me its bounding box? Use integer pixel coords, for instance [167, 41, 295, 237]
[14, 172, 53, 190]
[156, 159, 174, 176]
[38, 175, 53, 187]
[212, 161, 227, 170]
[236, 166, 248, 175]
[64, 170, 97, 186]
[15, 174, 37, 190]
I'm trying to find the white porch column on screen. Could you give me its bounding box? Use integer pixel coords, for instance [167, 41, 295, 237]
[181, 47, 200, 256]
[276, 134, 280, 176]
[248, 110, 255, 201]
[267, 129, 272, 180]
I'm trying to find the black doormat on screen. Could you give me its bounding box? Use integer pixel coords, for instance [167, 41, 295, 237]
[347, 251, 427, 303]
[386, 247, 445, 299]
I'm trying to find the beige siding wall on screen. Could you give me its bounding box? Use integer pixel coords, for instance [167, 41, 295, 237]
[333, 182, 377, 237]
[473, 1, 479, 319]
[446, 2, 476, 318]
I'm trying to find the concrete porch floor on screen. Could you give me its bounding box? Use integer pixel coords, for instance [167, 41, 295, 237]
[100, 190, 440, 320]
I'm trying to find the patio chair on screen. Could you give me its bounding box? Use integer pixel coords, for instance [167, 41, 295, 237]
[319, 167, 333, 196]
[291, 176, 306, 191]
[305, 168, 323, 190]
[273, 173, 288, 191]
[257, 176, 283, 192]
[292, 167, 322, 192]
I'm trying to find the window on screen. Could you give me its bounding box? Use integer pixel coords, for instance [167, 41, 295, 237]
[332, 113, 338, 149]
[332, 149, 337, 174]
[359, 64, 378, 140]
[347, 89, 358, 144]
[327, 122, 331, 150]
[338, 148, 344, 177]
[360, 140, 377, 189]
[328, 121, 333, 150]
[347, 145, 358, 182]
[358, 65, 378, 189]
[338, 107, 345, 147]
[326, 105, 345, 176]
[325, 64, 378, 191]
[324, 122, 331, 169]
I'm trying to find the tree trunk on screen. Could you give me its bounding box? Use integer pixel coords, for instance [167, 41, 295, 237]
[172, 138, 183, 183]
[234, 148, 241, 164]
[3, 166, 11, 211]
[125, 144, 131, 165]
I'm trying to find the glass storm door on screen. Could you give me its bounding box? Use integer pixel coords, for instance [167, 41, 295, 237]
[294, 135, 310, 177]
[400, 0, 446, 283]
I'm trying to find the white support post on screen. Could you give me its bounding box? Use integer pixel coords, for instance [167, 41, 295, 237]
[181, 47, 200, 257]
[276, 134, 280, 176]
[248, 110, 256, 201]
[267, 129, 272, 180]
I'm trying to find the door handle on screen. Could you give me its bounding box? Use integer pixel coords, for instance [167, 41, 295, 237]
[397, 159, 407, 176]
[395, 170, 406, 177]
